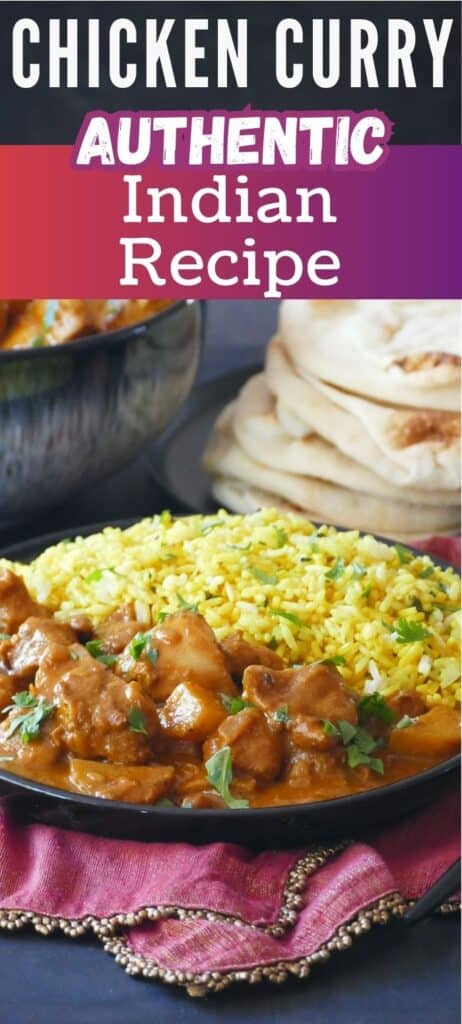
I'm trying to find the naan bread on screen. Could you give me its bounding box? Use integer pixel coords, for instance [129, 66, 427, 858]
[203, 406, 460, 536]
[231, 373, 459, 507]
[209, 479, 457, 543]
[266, 337, 460, 492]
[278, 300, 460, 411]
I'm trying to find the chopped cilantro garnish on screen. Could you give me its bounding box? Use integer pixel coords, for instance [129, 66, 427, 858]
[159, 510, 172, 525]
[43, 300, 59, 330]
[396, 714, 417, 730]
[127, 633, 158, 665]
[6, 691, 37, 709]
[321, 655, 346, 667]
[393, 619, 431, 644]
[325, 559, 345, 581]
[267, 636, 278, 651]
[337, 720, 357, 745]
[395, 544, 413, 564]
[85, 639, 117, 667]
[419, 566, 434, 579]
[205, 746, 249, 809]
[176, 593, 199, 613]
[272, 705, 290, 725]
[0, 633, 11, 642]
[200, 521, 224, 535]
[362, 584, 372, 599]
[3, 692, 55, 743]
[346, 747, 384, 773]
[85, 569, 103, 583]
[157, 611, 168, 624]
[127, 707, 149, 735]
[410, 597, 424, 613]
[270, 608, 304, 627]
[128, 633, 148, 661]
[359, 693, 395, 725]
[322, 720, 339, 738]
[31, 336, 45, 348]
[226, 542, 251, 551]
[273, 526, 288, 548]
[321, 718, 384, 774]
[249, 567, 278, 586]
[220, 694, 255, 715]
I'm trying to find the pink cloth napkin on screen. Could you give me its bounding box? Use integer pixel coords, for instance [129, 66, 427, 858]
[0, 536, 459, 996]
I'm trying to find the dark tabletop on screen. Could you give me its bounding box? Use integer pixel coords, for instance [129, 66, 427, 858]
[0, 301, 459, 1024]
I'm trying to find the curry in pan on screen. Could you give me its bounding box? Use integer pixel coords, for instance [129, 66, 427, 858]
[0, 299, 172, 350]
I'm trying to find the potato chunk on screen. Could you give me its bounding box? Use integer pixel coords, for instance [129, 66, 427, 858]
[69, 760, 174, 803]
[146, 612, 237, 700]
[243, 663, 358, 725]
[203, 708, 283, 781]
[388, 705, 460, 761]
[160, 681, 226, 742]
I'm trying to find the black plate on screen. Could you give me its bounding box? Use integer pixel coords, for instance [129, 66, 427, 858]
[0, 523, 459, 846]
[145, 364, 261, 513]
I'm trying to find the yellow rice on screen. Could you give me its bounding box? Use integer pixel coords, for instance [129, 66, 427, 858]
[1, 509, 460, 708]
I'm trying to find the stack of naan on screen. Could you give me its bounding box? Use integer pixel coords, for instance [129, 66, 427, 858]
[203, 300, 461, 541]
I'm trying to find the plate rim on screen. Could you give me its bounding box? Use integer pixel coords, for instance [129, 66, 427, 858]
[0, 517, 459, 823]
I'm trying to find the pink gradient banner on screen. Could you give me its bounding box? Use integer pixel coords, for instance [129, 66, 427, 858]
[0, 145, 459, 297]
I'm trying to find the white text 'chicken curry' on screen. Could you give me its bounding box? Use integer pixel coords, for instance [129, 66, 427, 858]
[0, 569, 459, 808]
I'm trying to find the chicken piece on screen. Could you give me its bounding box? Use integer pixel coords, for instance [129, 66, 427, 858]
[388, 705, 460, 761]
[67, 613, 94, 641]
[96, 603, 149, 655]
[0, 717, 62, 772]
[159, 681, 227, 742]
[142, 612, 237, 701]
[220, 632, 284, 678]
[0, 570, 47, 635]
[69, 759, 174, 803]
[7, 616, 76, 680]
[35, 643, 159, 763]
[288, 714, 339, 753]
[182, 790, 227, 809]
[116, 629, 160, 691]
[0, 672, 17, 712]
[203, 708, 283, 781]
[285, 748, 347, 791]
[169, 761, 208, 801]
[6, 300, 30, 319]
[242, 663, 358, 726]
[387, 691, 427, 721]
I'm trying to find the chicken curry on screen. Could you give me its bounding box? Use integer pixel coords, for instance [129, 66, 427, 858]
[0, 569, 459, 808]
[0, 299, 172, 350]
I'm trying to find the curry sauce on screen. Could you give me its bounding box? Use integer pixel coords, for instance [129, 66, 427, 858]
[0, 569, 459, 808]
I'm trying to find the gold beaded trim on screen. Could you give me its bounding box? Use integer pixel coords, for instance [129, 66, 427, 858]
[0, 843, 458, 997]
[101, 892, 408, 996]
[0, 841, 345, 940]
